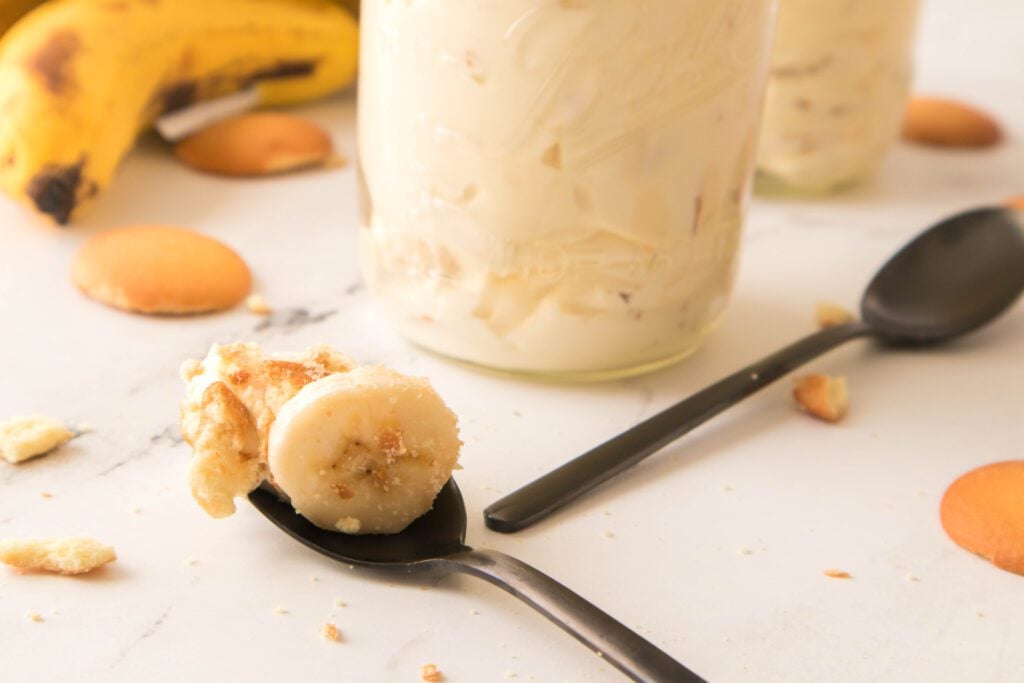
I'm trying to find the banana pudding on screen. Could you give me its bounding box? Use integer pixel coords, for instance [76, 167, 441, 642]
[358, 0, 777, 377]
[179, 343, 462, 534]
[757, 0, 921, 193]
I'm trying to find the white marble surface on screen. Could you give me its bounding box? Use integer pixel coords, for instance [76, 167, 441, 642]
[1, 1, 1023, 681]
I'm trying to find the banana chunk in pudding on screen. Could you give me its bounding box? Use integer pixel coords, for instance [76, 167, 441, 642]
[179, 343, 462, 534]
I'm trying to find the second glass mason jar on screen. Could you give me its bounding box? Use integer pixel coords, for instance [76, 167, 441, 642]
[358, 0, 777, 378]
[756, 0, 921, 194]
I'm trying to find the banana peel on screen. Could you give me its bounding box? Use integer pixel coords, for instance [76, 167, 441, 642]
[0, 0, 358, 225]
[335, 0, 359, 18]
[0, 0, 47, 35]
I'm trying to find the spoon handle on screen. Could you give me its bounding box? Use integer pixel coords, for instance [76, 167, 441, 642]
[439, 547, 704, 682]
[485, 321, 874, 533]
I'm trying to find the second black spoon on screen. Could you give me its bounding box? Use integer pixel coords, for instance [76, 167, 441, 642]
[485, 206, 1024, 533]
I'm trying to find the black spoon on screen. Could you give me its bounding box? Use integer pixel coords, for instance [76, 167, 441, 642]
[249, 480, 704, 683]
[485, 206, 1024, 533]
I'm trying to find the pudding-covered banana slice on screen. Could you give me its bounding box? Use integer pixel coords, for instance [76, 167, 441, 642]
[268, 366, 462, 535]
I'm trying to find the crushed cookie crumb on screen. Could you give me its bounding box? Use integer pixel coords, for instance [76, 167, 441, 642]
[274, 606, 289, 615]
[815, 302, 856, 329]
[335, 517, 361, 534]
[604, 530, 615, 539]
[737, 546, 753, 555]
[246, 294, 272, 316]
[794, 374, 849, 423]
[0, 415, 73, 464]
[331, 482, 355, 500]
[0, 537, 116, 575]
[906, 573, 920, 582]
[334, 599, 347, 608]
[824, 569, 852, 579]
[420, 663, 443, 682]
[321, 622, 341, 642]
[229, 370, 251, 385]
[40, 492, 53, 499]
[26, 611, 43, 623]
[377, 427, 405, 458]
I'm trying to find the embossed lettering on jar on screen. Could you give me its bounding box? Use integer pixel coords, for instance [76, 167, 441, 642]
[358, 0, 777, 378]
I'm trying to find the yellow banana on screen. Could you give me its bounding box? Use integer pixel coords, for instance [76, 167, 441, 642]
[335, 0, 359, 18]
[0, 0, 47, 35]
[0, 0, 358, 225]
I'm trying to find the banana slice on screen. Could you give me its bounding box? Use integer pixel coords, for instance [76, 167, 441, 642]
[267, 366, 462, 535]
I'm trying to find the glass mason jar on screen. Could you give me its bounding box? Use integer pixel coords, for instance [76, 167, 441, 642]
[358, 1, 777, 379]
[756, 0, 921, 194]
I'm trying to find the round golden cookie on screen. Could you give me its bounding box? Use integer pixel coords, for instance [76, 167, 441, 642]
[71, 226, 252, 314]
[940, 460, 1024, 576]
[902, 97, 1003, 148]
[174, 112, 334, 177]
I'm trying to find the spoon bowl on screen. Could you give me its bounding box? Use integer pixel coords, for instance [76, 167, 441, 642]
[863, 207, 1024, 344]
[485, 207, 1024, 533]
[250, 480, 468, 567]
[249, 480, 703, 683]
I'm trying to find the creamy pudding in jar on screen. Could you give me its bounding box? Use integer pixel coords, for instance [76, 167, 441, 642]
[358, 0, 777, 378]
[757, 0, 921, 194]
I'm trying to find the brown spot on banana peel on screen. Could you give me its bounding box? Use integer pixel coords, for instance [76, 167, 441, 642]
[149, 60, 318, 117]
[27, 30, 80, 96]
[245, 60, 318, 83]
[26, 159, 86, 225]
[154, 80, 199, 115]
